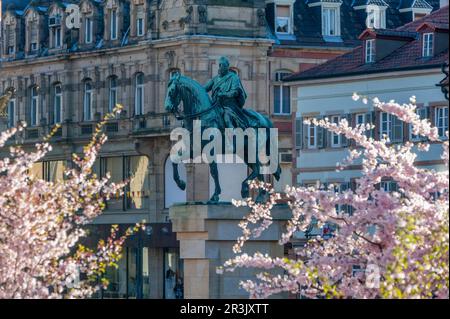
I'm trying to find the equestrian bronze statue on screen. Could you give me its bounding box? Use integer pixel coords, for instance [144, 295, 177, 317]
[164, 57, 281, 203]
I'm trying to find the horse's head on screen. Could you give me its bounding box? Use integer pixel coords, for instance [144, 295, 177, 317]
[165, 71, 182, 114]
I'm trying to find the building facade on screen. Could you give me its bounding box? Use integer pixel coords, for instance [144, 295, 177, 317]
[286, 7, 448, 240]
[0, 0, 445, 298]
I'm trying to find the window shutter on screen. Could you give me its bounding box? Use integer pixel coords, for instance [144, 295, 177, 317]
[373, 111, 380, 140]
[365, 112, 372, 139]
[295, 117, 303, 149]
[318, 120, 326, 149]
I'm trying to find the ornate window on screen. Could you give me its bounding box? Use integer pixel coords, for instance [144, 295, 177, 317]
[48, 5, 64, 50]
[3, 13, 18, 56]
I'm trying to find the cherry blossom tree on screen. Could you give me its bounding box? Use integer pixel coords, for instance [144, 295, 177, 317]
[0, 102, 144, 299]
[220, 95, 449, 299]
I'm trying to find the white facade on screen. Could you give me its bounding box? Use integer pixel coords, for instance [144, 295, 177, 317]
[293, 68, 448, 187]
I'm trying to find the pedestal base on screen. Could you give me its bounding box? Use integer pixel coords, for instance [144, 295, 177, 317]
[169, 202, 290, 299]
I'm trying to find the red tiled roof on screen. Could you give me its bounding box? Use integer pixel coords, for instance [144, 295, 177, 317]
[285, 6, 449, 82]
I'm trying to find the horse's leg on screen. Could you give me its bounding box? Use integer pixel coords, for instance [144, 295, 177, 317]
[241, 163, 259, 198]
[209, 161, 221, 202]
[172, 162, 186, 191]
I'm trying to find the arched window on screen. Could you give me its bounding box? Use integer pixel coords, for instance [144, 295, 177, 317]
[273, 70, 292, 115]
[83, 80, 93, 121]
[135, 73, 145, 116]
[30, 86, 39, 126]
[108, 76, 118, 113]
[53, 83, 63, 124]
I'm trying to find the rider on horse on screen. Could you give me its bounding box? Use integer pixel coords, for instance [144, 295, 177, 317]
[204, 57, 259, 130]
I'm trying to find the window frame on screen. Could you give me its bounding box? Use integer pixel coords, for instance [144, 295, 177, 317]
[307, 122, 317, 149]
[109, 76, 118, 113]
[366, 6, 386, 29]
[54, 83, 63, 124]
[422, 32, 434, 58]
[435, 106, 449, 139]
[53, 27, 62, 48]
[356, 113, 366, 126]
[331, 115, 341, 148]
[322, 6, 340, 37]
[135, 73, 145, 116]
[83, 81, 93, 121]
[275, 4, 292, 35]
[365, 39, 375, 63]
[85, 17, 93, 44]
[137, 17, 145, 37]
[7, 98, 16, 128]
[273, 71, 292, 115]
[30, 86, 39, 127]
[110, 9, 118, 40]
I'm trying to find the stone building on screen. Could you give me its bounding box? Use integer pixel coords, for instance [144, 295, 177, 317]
[285, 6, 448, 242]
[0, 0, 443, 298]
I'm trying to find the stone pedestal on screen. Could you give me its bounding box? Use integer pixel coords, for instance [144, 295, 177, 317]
[169, 203, 290, 299]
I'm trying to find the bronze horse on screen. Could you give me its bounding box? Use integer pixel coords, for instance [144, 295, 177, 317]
[164, 72, 281, 202]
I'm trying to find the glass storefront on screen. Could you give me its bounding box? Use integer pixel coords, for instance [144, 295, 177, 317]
[87, 224, 181, 299]
[92, 155, 150, 211]
[164, 248, 183, 299]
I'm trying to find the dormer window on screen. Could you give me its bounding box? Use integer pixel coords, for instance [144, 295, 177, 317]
[365, 39, 375, 63]
[137, 17, 145, 37]
[85, 17, 93, 44]
[53, 27, 62, 48]
[322, 6, 340, 36]
[111, 9, 118, 40]
[49, 11, 63, 50]
[366, 6, 386, 29]
[275, 5, 291, 34]
[422, 33, 434, 57]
